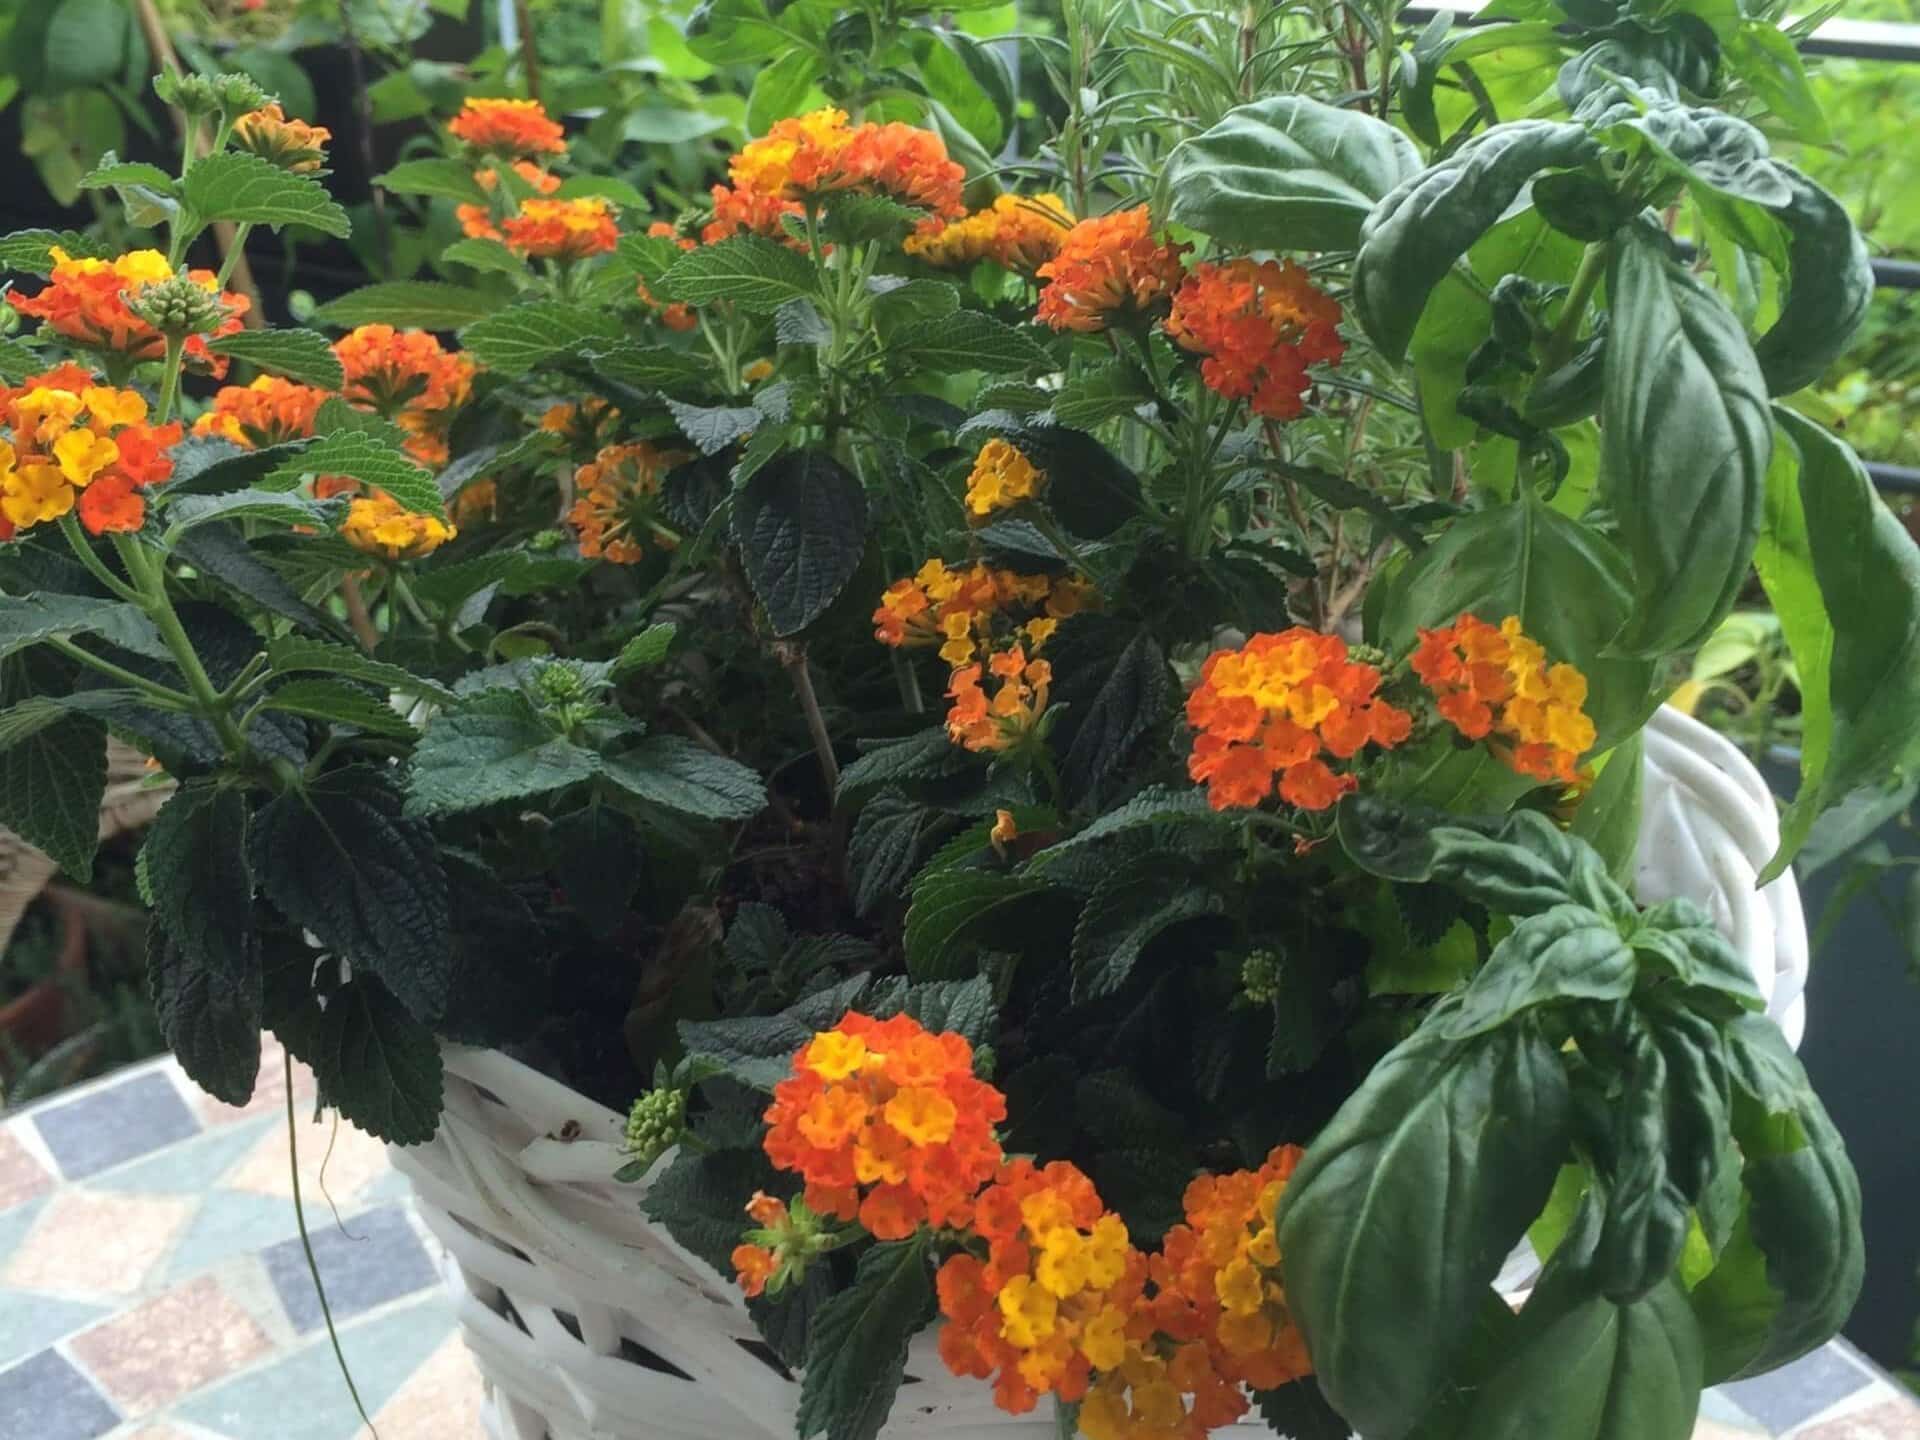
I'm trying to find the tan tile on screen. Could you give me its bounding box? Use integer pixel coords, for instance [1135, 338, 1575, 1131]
[198, 1034, 317, 1127]
[224, 1106, 390, 1203]
[0, 1126, 53, 1211]
[366, 1333, 484, 1438]
[2, 1189, 196, 1296]
[1796, 1396, 1920, 1439]
[68, 1274, 273, 1415]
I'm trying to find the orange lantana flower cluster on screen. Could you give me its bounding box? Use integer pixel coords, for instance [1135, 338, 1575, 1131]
[566, 441, 681, 564]
[1411, 613, 1598, 784]
[1035, 207, 1188, 334]
[705, 108, 967, 244]
[7, 249, 249, 376]
[1166, 259, 1345, 421]
[333, 324, 476, 468]
[948, 639, 1054, 755]
[457, 160, 562, 241]
[446, 97, 568, 157]
[341, 493, 456, 561]
[501, 196, 620, 261]
[192, 375, 331, 448]
[963, 438, 1045, 520]
[760, 1012, 1007, 1241]
[736, 1017, 1314, 1439]
[0, 364, 182, 538]
[1186, 629, 1412, 812]
[639, 223, 699, 331]
[905, 193, 1076, 276]
[872, 558, 1082, 667]
[230, 103, 331, 172]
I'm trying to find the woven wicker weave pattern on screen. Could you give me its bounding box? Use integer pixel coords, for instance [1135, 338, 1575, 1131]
[389, 705, 1810, 1440]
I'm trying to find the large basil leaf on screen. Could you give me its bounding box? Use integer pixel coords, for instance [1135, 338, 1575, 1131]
[1354, 121, 1598, 362]
[1752, 169, 1873, 397]
[1438, 906, 1635, 1039]
[1601, 227, 1770, 655]
[1162, 96, 1421, 252]
[1278, 1020, 1572, 1439]
[1375, 497, 1654, 750]
[1762, 414, 1920, 879]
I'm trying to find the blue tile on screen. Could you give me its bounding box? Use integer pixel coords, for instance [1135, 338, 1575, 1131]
[164, 1190, 304, 1284]
[0, 1195, 47, 1264]
[0, 1290, 109, 1372]
[0, 1349, 120, 1440]
[1721, 1343, 1876, 1432]
[176, 1296, 454, 1440]
[90, 1113, 274, 1196]
[260, 1204, 438, 1334]
[30, 1072, 200, 1180]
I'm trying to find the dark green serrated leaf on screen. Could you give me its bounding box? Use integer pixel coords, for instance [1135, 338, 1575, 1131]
[202, 328, 345, 390]
[659, 235, 820, 313]
[602, 735, 767, 820]
[143, 783, 254, 989]
[311, 281, 504, 330]
[264, 678, 418, 738]
[259, 429, 446, 519]
[405, 691, 600, 816]
[149, 922, 260, 1107]
[0, 705, 106, 881]
[377, 157, 490, 204]
[0, 593, 164, 662]
[275, 962, 445, 1145]
[1071, 867, 1224, 1002]
[837, 727, 970, 800]
[893, 312, 1049, 375]
[904, 869, 1045, 982]
[550, 804, 642, 938]
[182, 151, 351, 236]
[265, 635, 454, 702]
[795, 1236, 935, 1440]
[462, 302, 623, 376]
[732, 449, 869, 636]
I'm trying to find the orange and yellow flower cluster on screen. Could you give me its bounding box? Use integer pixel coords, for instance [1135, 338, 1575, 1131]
[457, 160, 562, 241]
[947, 641, 1055, 755]
[1186, 629, 1412, 812]
[231, 103, 331, 172]
[1035, 207, 1188, 335]
[705, 108, 967, 244]
[1411, 613, 1597, 784]
[501, 196, 620, 261]
[0, 364, 182, 538]
[566, 440, 681, 564]
[906, 193, 1075, 276]
[736, 1016, 1313, 1439]
[447, 97, 567, 157]
[1166, 259, 1344, 421]
[963, 438, 1045, 520]
[7, 250, 249, 376]
[340, 492, 456, 561]
[333, 324, 476, 468]
[872, 558, 1082, 667]
[759, 1012, 1007, 1241]
[192, 374, 330, 448]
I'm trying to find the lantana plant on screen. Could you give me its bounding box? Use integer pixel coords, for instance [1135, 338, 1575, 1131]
[0, 0, 1910, 1435]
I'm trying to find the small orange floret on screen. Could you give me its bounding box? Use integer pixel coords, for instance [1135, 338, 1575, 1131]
[1166, 258, 1345, 421]
[1035, 207, 1187, 334]
[1413, 613, 1597, 785]
[447, 97, 567, 156]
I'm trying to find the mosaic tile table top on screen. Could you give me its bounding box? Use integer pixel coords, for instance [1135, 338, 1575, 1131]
[0, 1042, 1914, 1440]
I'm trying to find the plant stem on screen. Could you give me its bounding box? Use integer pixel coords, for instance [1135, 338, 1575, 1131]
[339, 577, 380, 652]
[213, 223, 254, 290]
[114, 535, 249, 758]
[46, 637, 195, 708]
[155, 335, 187, 427]
[57, 515, 143, 603]
[1542, 242, 1609, 373]
[776, 642, 841, 797]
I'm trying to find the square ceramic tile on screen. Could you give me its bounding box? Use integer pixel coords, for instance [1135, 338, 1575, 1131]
[2, 1190, 196, 1298]
[0, 1287, 108, 1372]
[1724, 1346, 1880, 1434]
[224, 1110, 392, 1205]
[260, 1206, 437, 1334]
[30, 1073, 200, 1181]
[1795, 1395, 1920, 1439]
[370, 1333, 484, 1438]
[0, 1349, 120, 1440]
[67, 1275, 272, 1415]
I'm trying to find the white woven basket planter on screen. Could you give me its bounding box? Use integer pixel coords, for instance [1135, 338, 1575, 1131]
[388, 705, 1812, 1440]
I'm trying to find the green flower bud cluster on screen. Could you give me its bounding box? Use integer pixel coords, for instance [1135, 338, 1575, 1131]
[528, 528, 565, 552]
[155, 71, 272, 121]
[1239, 948, 1283, 1006]
[624, 1086, 688, 1169]
[125, 275, 229, 338]
[536, 661, 592, 705]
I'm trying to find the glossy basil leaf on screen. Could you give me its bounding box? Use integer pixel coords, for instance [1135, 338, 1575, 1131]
[1375, 497, 1654, 749]
[745, 47, 820, 134]
[1585, 95, 1793, 210]
[1752, 169, 1872, 397]
[1278, 1020, 1572, 1438]
[1437, 906, 1635, 1040]
[1162, 95, 1421, 253]
[1602, 227, 1770, 655]
[1355, 121, 1597, 363]
[1763, 414, 1920, 880]
[1569, 732, 1643, 883]
[1723, 21, 1829, 143]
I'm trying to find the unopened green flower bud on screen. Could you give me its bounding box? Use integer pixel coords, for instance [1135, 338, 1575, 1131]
[536, 661, 591, 705]
[529, 527, 565, 552]
[125, 273, 231, 339]
[624, 1086, 687, 1168]
[1348, 643, 1388, 668]
[1240, 948, 1282, 1005]
[156, 72, 222, 116]
[214, 72, 274, 118]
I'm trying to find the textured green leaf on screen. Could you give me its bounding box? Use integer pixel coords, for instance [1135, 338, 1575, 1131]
[165, 490, 340, 534]
[892, 312, 1049, 375]
[1355, 122, 1598, 361]
[611, 623, 677, 675]
[1752, 169, 1872, 397]
[549, 804, 642, 938]
[182, 152, 351, 236]
[601, 735, 766, 820]
[265, 635, 455, 702]
[1056, 629, 1172, 798]
[377, 157, 490, 204]
[80, 157, 176, 194]
[1437, 906, 1635, 1039]
[311, 281, 504, 330]
[275, 961, 445, 1145]
[1724, 23, 1828, 142]
[1165, 95, 1421, 252]
[836, 727, 970, 801]
[143, 783, 255, 990]
[174, 526, 347, 639]
[252, 767, 452, 1023]
[405, 691, 600, 816]
[658, 235, 821, 313]
[732, 450, 869, 636]
[149, 922, 261, 1108]
[589, 342, 710, 393]
[1280, 1021, 1573, 1438]
[0, 704, 106, 880]
[666, 399, 761, 456]
[0, 593, 164, 662]
[202, 328, 346, 390]
[904, 869, 1046, 981]
[848, 790, 933, 918]
[259, 430, 446, 519]
[1031, 785, 1217, 864]
[264, 678, 418, 738]
[440, 237, 527, 276]
[461, 302, 623, 376]
[796, 1236, 935, 1440]
[1071, 867, 1224, 1001]
[643, 1146, 783, 1273]
[680, 975, 871, 1090]
[864, 974, 996, 1046]
[160, 439, 303, 498]
[746, 46, 822, 134]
